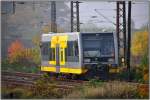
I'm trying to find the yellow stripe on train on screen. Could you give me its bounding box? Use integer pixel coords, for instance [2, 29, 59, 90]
[41, 66, 56, 72]
[41, 66, 87, 74]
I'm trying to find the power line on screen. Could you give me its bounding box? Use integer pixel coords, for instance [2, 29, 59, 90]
[94, 9, 116, 26]
[94, 8, 116, 11]
[108, 1, 147, 4]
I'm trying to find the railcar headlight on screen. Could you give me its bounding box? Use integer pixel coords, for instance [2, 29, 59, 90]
[108, 58, 114, 62]
[121, 57, 125, 63]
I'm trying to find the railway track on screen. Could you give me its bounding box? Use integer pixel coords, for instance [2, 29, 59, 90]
[2, 71, 145, 90]
[2, 71, 40, 87]
[1, 71, 88, 89]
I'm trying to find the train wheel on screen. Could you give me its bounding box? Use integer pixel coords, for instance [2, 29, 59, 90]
[45, 72, 58, 80]
[77, 74, 87, 80]
[58, 73, 66, 80]
[65, 73, 72, 80]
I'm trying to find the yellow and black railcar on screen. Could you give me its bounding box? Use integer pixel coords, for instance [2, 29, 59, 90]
[41, 32, 119, 79]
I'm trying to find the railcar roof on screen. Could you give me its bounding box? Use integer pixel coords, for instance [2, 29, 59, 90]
[42, 32, 79, 36]
[42, 32, 113, 36]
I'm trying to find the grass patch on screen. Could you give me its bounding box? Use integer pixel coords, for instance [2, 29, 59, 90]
[2, 80, 148, 99]
[1, 87, 33, 99]
[2, 78, 72, 99]
[65, 81, 147, 99]
[31, 74, 73, 98]
[89, 79, 104, 87]
[1, 59, 40, 73]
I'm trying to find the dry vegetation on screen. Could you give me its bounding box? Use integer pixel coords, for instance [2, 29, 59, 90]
[2, 78, 149, 99]
[65, 81, 149, 99]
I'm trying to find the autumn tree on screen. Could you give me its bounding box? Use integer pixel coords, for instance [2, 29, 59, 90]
[8, 39, 25, 63]
[131, 30, 149, 83]
[31, 35, 41, 65]
[24, 48, 41, 65]
[32, 34, 41, 47]
[131, 30, 148, 68]
[8, 39, 41, 67]
[131, 31, 148, 56]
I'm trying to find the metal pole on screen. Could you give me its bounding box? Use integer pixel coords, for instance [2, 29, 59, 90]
[71, 1, 73, 32]
[116, 1, 126, 66]
[32, 1, 35, 11]
[76, 1, 80, 32]
[127, 1, 131, 81]
[51, 1, 57, 33]
[123, 1, 126, 65]
[13, 1, 15, 14]
[71, 1, 80, 32]
[116, 1, 120, 65]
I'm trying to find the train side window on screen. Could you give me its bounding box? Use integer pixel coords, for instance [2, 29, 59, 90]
[42, 42, 56, 61]
[49, 48, 55, 61]
[74, 41, 79, 56]
[41, 42, 49, 60]
[66, 41, 79, 62]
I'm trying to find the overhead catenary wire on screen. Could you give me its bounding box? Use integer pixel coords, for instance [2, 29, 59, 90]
[94, 9, 116, 26]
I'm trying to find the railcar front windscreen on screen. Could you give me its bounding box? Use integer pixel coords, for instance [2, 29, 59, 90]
[82, 33, 115, 63]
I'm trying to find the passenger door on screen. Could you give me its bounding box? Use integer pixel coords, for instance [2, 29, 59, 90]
[49, 35, 68, 72]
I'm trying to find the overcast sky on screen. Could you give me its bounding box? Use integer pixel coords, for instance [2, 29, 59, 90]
[66, 1, 149, 29]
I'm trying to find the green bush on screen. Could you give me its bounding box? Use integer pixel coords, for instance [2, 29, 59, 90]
[118, 67, 143, 83]
[1, 58, 40, 73]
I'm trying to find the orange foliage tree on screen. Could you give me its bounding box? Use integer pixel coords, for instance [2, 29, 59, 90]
[8, 39, 40, 66]
[8, 40, 25, 63]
